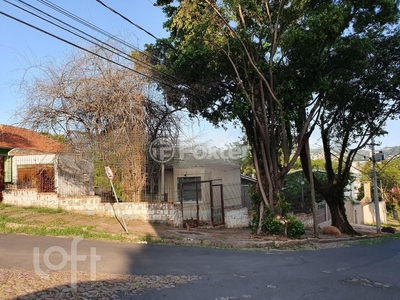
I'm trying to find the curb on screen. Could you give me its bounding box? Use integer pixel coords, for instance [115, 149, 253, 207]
[154, 233, 387, 249]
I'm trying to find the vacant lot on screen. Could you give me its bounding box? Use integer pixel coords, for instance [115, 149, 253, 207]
[0, 203, 169, 242]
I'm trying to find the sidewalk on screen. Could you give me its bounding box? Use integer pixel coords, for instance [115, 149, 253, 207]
[141, 223, 383, 250]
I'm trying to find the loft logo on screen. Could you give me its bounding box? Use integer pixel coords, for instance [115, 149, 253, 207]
[33, 237, 101, 289]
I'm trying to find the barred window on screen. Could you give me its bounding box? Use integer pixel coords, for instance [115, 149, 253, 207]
[177, 177, 201, 202]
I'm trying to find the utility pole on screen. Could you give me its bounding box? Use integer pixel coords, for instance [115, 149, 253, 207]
[371, 137, 383, 234]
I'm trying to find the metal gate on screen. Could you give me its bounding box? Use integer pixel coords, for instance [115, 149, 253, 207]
[211, 183, 224, 226]
[179, 179, 224, 227]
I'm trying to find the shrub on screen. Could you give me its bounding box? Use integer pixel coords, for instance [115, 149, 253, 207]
[262, 214, 285, 235]
[286, 216, 306, 238]
[249, 185, 262, 233]
[275, 196, 292, 216]
[248, 188, 305, 238]
[250, 211, 259, 234]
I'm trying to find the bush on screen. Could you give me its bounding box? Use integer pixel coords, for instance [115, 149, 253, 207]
[287, 216, 306, 238]
[250, 211, 259, 234]
[262, 214, 285, 235]
[248, 189, 305, 238]
[275, 196, 292, 215]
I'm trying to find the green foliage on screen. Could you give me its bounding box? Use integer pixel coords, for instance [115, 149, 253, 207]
[39, 132, 65, 143]
[275, 195, 292, 216]
[151, 0, 400, 234]
[248, 185, 262, 233]
[286, 216, 306, 239]
[25, 206, 63, 214]
[262, 213, 285, 236]
[260, 207, 305, 238]
[240, 150, 256, 177]
[250, 195, 306, 238]
[250, 211, 259, 234]
[248, 184, 262, 209]
[357, 157, 400, 205]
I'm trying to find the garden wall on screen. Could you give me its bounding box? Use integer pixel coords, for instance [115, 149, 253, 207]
[2, 189, 182, 226]
[2, 189, 248, 228]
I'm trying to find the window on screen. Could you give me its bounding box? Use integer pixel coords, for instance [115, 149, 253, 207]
[4, 156, 12, 182]
[177, 177, 201, 202]
[17, 164, 54, 192]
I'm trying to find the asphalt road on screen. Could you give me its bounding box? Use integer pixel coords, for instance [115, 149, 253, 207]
[0, 234, 399, 299]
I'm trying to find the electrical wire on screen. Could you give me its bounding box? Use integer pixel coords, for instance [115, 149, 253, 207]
[1, 0, 211, 115]
[1, 0, 198, 97]
[10, 0, 187, 88]
[94, 0, 201, 68]
[39, 0, 205, 102]
[37, 0, 159, 63]
[0, 10, 178, 89]
[95, 0, 167, 49]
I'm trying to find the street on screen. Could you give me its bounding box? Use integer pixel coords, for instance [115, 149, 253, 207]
[0, 234, 399, 299]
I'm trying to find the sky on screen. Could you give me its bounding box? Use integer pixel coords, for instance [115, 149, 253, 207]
[0, 0, 398, 150]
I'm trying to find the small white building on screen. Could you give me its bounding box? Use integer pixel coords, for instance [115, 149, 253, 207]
[149, 157, 248, 228]
[0, 124, 94, 199]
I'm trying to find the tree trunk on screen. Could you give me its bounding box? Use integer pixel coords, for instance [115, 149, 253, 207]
[257, 201, 264, 234]
[325, 196, 360, 236]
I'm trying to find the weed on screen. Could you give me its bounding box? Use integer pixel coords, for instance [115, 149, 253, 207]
[25, 206, 63, 214]
[358, 233, 400, 245]
[138, 233, 153, 243]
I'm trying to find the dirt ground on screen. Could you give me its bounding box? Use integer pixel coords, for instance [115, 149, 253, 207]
[2, 208, 166, 237]
[1, 205, 398, 250]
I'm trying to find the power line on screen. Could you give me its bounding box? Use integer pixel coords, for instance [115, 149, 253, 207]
[37, 0, 159, 62]
[95, 0, 162, 46]
[0, 10, 168, 86]
[93, 0, 210, 107]
[43, 0, 207, 102]
[94, 0, 199, 67]
[1, 1, 195, 97]
[2, 0, 209, 112]
[9, 0, 184, 86]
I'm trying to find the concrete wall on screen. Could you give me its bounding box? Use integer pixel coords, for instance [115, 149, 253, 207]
[2, 189, 250, 228]
[345, 201, 387, 225]
[2, 189, 182, 226]
[362, 201, 387, 225]
[225, 207, 250, 228]
[2, 189, 249, 228]
[345, 202, 364, 224]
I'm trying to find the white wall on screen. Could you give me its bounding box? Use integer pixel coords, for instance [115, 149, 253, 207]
[2, 189, 182, 226]
[362, 201, 387, 225]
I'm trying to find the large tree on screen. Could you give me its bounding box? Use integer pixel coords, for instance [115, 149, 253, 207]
[147, 0, 399, 233]
[17, 44, 181, 201]
[296, 28, 400, 233]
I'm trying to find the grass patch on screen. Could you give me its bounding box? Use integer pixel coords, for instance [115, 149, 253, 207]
[24, 206, 64, 214]
[0, 204, 128, 242]
[0, 223, 127, 241]
[358, 233, 400, 245]
[0, 214, 25, 224]
[0, 203, 13, 209]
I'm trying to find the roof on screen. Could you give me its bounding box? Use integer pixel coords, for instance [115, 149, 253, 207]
[169, 156, 239, 172]
[241, 174, 257, 183]
[0, 124, 64, 153]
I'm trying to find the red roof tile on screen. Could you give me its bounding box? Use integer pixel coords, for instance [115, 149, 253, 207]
[0, 124, 64, 153]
